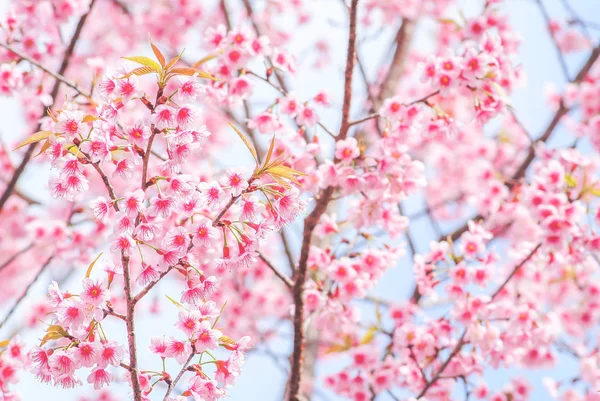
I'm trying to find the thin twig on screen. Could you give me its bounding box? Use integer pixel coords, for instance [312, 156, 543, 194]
[348, 113, 379, 127]
[111, 0, 131, 15]
[163, 352, 195, 401]
[0, 0, 97, 214]
[259, 253, 294, 289]
[280, 229, 296, 271]
[0, 43, 91, 98]
[535, 0, 570, 81]
[0, 243, 34, 273]
[132, 265, 176, 304]
[0, 255, 54, 332]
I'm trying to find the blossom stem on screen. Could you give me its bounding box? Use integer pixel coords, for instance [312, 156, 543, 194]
[163, 352, 195, 401]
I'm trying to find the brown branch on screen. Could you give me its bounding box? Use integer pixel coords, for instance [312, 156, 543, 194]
[0, 243, 34, 273]
[536, 0, 570, 81]
[288, 1, 359, 400]
[258, 253, 294, 289]
[122, 254, 143, 401]
[0, 183, 40, 205]
[89, 160, 119, 208]
[111, 0, 131, 15]
[348, 113, 379, 127]
[134, 185, 253, 304]
[103, 309, 126, 321]
[0, 0, 96, 214]
[281, 229, 296, 271]
[356, 50, 378, 107]
[350, 90, 439, 127]
[132, 264, 176, 304]
[375, 19, 416, 108]
[141, 87, 164, 191]
[560, 0, 593, 40]
[399, 204, 417, 256]
[141, 131, 158, 189]
[0, 43, 91, 98]
[220, 0, 233, 30]
[0, 255, 53, 332]
[163, 352, 195, 401]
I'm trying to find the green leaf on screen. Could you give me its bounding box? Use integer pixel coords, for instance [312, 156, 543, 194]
[150, 39, 166, 67]
[169, 67, 218, 81]
[14, 131, 53, 151]
[192, 52, 220, 68]
[375, 302, 382, 326]
[33, 139, 52, 158]
[589, 186, 600, 197]
[122, 56, 161, 72]
[82, 115, 99, 123]
[229, 122, 258, 164]
[359, 326, 378, 345]
[266, 165, 307, 186]
[165, 295, 184, 309]
[218, 335, 236, 346]
[85, 252, 103, 279]
[264, 135, 276, 168]
[565, 173, 577, 188]
[325, 334, 353, 354]
[39, 325, 69, 346]
[164, 49, 184, 71]
[120, 66, 158, 79]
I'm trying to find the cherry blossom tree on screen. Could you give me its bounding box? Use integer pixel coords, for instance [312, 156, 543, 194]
[1, 0, 600, 401]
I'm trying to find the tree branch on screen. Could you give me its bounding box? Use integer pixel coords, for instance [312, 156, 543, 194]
[288, 1, 359, 400]
[0, 43, 91, 98]
[0, 255, 53, 332]
[375, 19, 416, 108]
[259, 253, 294, 289]
[122, 254, 143, 401]
[0, 243, 34, 274]
[536, 0, 570, 81]
[0, 0, 96, 214]
[163, 352, 195, 401]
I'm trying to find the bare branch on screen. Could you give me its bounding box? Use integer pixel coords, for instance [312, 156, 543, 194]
[0, 243, 34, 273]
[258, 253, 294, 289]
[535, 0, 570, 81]
[0, 255, 53, 332]
[0, 43, 91, 98]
